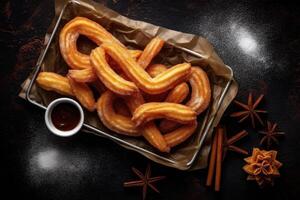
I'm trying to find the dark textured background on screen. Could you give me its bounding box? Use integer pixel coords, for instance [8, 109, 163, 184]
[0, 0, 299, 199]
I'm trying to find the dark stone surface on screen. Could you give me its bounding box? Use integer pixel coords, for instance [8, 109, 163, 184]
[0, 0, 299, 199]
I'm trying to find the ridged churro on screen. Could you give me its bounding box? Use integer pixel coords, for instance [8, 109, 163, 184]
[124, 93, 170, 152]
[143, 64, 168, 102]
[159, 82, 189, 132]
[68, 68, 97, 83]
[132, 102, 197, 127]
[142, 123, 170, 152]
[146, 64, 189, 103]
[159, 67, 211, 132]
[59, 17, 124, 70]
[138, 37, 164, 69]
[164, 83, 189, 103]
[186, 67, 211, 114]
[146, 64, 190, 133]
[90, 47, 138, 95]
[101, 42, 191, 94]
[146, 64, 168, 77]
[36, 72, 74, 96]
[126, 91, 197, 148]
[68, 76, 95, 112]
[60, 17, 142, 83]
[164, 121, 198, 147]
[129, 50, 143, 60]
[97, 91, 140, 136]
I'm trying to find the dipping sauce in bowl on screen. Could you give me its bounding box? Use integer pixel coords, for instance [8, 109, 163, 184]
[45, 98, 84, 137]
[51, 103, 80, 131]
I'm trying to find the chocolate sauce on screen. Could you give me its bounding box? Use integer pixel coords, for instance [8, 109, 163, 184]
[51, 103, 80, 131]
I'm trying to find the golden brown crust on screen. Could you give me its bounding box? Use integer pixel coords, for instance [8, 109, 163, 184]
[96, 91, 170, 152]
[143, 64, 169, 102]
[90, 47, 138, 95]
[164, 121, 198, 147]
[146, 64, 190, 133]
[186, 67, 211, 114]
[67, 76, 96, 112]
[132, 102, 197, 127]
[124, 93, 170, 152]
[102, 42, 191, 94]
[159, 67, 211, 132]
[146, 64, 189, 103]
[59, 17, 124, 70]
[68, 68, 97, 83]
[146, 64, 168, 77]
[36, 72, 74, 96]
[164, 82, 189, 103]
[142, 123, 170, 152]
[138, 37, 164, 69]
[129, 50, 143, 60]
[59, 17, 142, 82]
[96, 91, 141, 136]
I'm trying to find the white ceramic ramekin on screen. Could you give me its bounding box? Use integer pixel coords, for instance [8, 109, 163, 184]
[45, 98, 84, 137]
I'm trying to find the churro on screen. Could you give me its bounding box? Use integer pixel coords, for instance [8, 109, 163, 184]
[60, 17, 142, 83]
[124, 93, 170, 152]
[160, 67, 211, 132]
[90, 47, 138, 95]
[146, 64, 168, 77]
[97, 91, 140, 136]
[59, 17, 124, 70]
[146, 64, 189, 103]
[36, 72, 74, 96]
[68, 76, 95, 112]
[164, 83, 189, 103]
[186, 67, 211, 114]
[132, 102, 197, 127]
[68, 68, 97, 83]
[138, 37, 164, 69]
[164, 121, 198, 147]
[101, 42, 191, 94]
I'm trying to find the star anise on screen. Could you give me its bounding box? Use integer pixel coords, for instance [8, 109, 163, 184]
[259, 121, 285, 149]
[230, 93, 267, 128]
[243, 148, 282, 187]
[223, 130, 249, 160]
[123, 164, 166, 200]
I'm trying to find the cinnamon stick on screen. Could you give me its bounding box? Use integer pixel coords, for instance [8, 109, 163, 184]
[215, 126, 224, 191]
[206, 130, 218, 186]
[227, 130, 248, 145]
[228, 145, 248, 155]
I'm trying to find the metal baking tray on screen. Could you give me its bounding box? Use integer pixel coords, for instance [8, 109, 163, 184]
[25, 0, 234, 170]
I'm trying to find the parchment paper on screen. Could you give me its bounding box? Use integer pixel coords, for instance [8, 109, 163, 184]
[19, 0, 238, 170]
